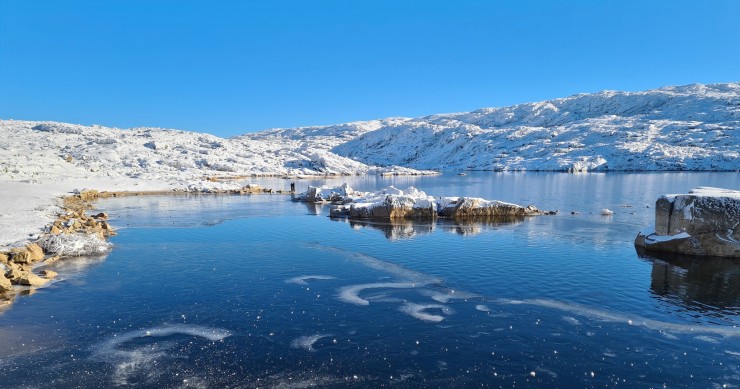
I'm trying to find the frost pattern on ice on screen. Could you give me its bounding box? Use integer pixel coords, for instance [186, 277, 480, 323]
[91, 325, 232, 386]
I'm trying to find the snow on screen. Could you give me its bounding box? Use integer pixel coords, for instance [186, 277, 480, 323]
[2, 82, 739, 247]
[644, 232, 691, 243]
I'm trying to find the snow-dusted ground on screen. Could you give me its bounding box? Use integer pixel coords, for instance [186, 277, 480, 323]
[1, 82, 738, 247]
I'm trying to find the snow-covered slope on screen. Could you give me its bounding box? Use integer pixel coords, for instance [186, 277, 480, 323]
[265, 83, 738, 172]
[0, 120, 424, 185]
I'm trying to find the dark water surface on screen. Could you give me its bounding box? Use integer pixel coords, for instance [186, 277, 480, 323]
[1, 172, 739, 388]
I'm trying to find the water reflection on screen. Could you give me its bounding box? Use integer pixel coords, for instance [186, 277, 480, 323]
[330, 216, 526, 240]
[441, 216, 524, 236]
[638, 248, 740, 317]
[332, 218, 435, 240]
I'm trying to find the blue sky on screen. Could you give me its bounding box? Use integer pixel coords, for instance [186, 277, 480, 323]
[1, 0, 738, 137]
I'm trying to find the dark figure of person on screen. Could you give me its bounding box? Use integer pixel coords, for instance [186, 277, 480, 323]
[290, 182, 295, 193]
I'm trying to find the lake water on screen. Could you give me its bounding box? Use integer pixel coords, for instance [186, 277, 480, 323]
[1, 172, 740, 388]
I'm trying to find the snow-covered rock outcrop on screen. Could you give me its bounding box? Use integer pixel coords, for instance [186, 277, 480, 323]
[296, 184, 542, 220]
[636, 187, 740, 257]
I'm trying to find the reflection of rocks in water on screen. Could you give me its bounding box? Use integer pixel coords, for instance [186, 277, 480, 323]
[304, 201, 323, 215]
[344, 219, 435, 240]
[332, 216, 525, 239]
[638, 248, 740, 313]
[443, 216, 524, 236]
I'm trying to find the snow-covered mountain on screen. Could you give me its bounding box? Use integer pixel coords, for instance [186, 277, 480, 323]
[250, 82, 740, 172]
[1, 82, 738, 186]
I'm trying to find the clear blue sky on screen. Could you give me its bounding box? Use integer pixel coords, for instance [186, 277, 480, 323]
[1, 0, 738, 137]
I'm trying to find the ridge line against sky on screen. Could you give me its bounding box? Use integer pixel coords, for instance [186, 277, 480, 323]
[1, 0, 739, 138]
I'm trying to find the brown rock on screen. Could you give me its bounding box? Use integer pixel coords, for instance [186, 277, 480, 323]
[0, 252, 8, 264]
[0, 273, 12, 293]
[94, 212, 108, 219]
[10, 248, 31, 264]
[26, 243, 44, 261]
[17, 272, 50, 287]
[43, 255, 61, 265]
[40, 269, 58, 279]
[50, 225, 63, 235]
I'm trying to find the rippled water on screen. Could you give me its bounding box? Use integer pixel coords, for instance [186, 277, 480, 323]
[1, 172, 739, 388]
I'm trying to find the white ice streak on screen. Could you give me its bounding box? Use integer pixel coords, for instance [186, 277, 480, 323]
[475, 304, 491, 312]
[338, 282, 421, 306]
[418, 288, 480, 303]
[285, 275, 337, 285]
[308, 244, 442, 284]
[290, 334, 333, 352]
[399, 302, 453, 323]
[503, 298, 740, 338]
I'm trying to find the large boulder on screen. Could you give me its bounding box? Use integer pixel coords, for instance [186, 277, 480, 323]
[636, 187, 740, 257]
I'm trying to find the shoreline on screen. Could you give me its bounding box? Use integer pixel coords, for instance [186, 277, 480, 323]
[0, 184, 292, 309]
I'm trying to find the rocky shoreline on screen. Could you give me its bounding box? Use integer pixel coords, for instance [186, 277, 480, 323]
[0, 184, 286, 310]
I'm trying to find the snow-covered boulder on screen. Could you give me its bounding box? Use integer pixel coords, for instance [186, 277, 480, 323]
[635, 187, 740, 257]
[294, 183, 360, 202]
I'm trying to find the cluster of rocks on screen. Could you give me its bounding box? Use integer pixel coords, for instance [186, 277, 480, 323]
[0, 243, 59, 291]
[295, 184, 545, 220]
[0, 189, 114, 296]
[635, 187, 740, 257]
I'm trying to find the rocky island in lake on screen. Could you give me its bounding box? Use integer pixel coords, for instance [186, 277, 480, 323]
[635, 187, 740, 257]
[295, 184, 545, 220]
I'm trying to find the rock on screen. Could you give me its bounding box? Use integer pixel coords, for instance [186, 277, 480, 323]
[26, 243, 45, 261]
[10, 248, 31, 264]
[0, 273, 12, 293]
[0, 252, 8, 264]
[94, 212, 108, 219]
[17, 272, 50, 287]
[50, 224, 63, 235]
[439, 198, 540, 218]
[40, 269, 58, 279]
[636, 187, 740, 257]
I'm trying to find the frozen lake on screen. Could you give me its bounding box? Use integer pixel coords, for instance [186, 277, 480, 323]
[1, 172, 739, 387]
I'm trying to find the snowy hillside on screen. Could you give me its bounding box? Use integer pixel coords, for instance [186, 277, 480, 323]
[2, 83, 738, 186]
[330, 83, 740, 171]
[244, 83, 740, 172]
[0, 120, 424, 186]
